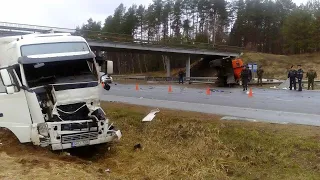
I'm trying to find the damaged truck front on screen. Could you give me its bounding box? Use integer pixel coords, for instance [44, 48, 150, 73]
[0, 33, 121, 150]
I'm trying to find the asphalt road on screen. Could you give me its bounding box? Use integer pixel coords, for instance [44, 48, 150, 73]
[100, 83, 320, 126]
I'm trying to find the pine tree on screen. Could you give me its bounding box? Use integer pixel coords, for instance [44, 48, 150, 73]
[136, 5, 146, 40]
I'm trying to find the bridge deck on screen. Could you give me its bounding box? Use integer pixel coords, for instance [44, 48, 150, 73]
[88, 40, 240, 57]
[0, 21, 243, 57]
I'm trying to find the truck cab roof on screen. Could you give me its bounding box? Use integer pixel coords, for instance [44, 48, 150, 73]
[0, 33, 91, 67]
[0, 33, 87, 46]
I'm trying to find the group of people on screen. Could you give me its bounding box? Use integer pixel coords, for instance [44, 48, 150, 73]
[241, 64, 318, 92]
[177, 63, 318, 91]
[288, 65, 317, 91]
[241, 65, 266, 91]
[240, 65, 266, 91]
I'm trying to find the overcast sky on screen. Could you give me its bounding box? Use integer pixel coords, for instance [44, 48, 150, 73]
[0, 0, 307, 29]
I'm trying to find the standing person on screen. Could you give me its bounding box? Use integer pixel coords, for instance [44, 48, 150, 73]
[178, 69, 184, 84]
[288, 65, 297, 90]
[306, 68, 317, 90]
[296, 65, 304, 91]
[257, 66, 264, 86]
[240, 65, 251, 91]
[248, 66, 252, 83]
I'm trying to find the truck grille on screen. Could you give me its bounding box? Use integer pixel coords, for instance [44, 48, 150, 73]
[61, 121, 98, 131]
[61, 132, 99, 144]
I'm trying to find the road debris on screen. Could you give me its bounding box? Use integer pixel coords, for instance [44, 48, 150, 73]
[61, 152, 71, 156]
[134, 143, 142, 151]
[142, 108, 160, 122]
[180, 87, 186, 93]
[278, 78, 290, 89]
[115, 130, 122, 140]
[211, 89, 225, 93]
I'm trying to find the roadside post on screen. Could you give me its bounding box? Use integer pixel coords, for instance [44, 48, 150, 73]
[247, 63, 257, 82]
[253, 63, 258, 81]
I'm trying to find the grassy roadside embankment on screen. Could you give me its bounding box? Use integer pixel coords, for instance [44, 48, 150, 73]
[122, 52, 320, 80]
[242, 52, 320, 80]
[0, 102, 319, 179]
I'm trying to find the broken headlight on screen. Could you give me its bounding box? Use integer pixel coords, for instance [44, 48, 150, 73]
[91, 108, 106, 120]
[37, 123, 49, 137]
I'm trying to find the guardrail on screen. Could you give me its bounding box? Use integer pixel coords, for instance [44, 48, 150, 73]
[112, 75, 217, 82]
[112, 75, 285, 85]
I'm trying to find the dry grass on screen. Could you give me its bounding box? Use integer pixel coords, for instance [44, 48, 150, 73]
[0, 102, 320, 179]
[242, 52, 320, 79]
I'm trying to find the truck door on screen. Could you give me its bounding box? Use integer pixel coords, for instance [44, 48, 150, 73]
[0, 67, 32, 143]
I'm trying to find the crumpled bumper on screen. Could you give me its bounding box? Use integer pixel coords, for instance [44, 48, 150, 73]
[50, 130, 122, 151]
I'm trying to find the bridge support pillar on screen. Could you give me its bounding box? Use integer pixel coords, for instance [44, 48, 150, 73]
[186, 55, 191, 80]
[165, 57, 171, 78]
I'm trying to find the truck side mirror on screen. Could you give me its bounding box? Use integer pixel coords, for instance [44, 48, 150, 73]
[106, 60, 113, 75]
[0, 69, 13, 86]
[0, 69, 15, 94]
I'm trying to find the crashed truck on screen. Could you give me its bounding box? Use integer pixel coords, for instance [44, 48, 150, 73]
[208, 56, 244, 87]
[0, 33, 121, 150]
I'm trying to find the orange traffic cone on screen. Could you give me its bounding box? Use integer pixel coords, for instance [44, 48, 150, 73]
[248, 88, 253, 97]
[136, 83, 139, 91]
[206, 87, 211, 95]
[168, 85, 173, 93]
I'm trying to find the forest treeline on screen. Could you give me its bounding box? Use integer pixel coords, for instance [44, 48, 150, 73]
[76, 0, 320, 74]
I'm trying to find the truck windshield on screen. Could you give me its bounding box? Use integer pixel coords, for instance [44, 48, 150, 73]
[23, 59, 98, 88]
[21, 42, 90, 56]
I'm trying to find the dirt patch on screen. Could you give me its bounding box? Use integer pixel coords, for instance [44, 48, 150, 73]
[0, 102, 319, 179]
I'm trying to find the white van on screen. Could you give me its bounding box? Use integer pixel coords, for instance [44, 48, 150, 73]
[0, 33, 121, 150]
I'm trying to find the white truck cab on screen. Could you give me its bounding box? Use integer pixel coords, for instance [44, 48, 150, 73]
[0, 33, 121, 150]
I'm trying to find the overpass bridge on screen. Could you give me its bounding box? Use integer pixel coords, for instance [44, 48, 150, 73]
[0, 21, 243, 78]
